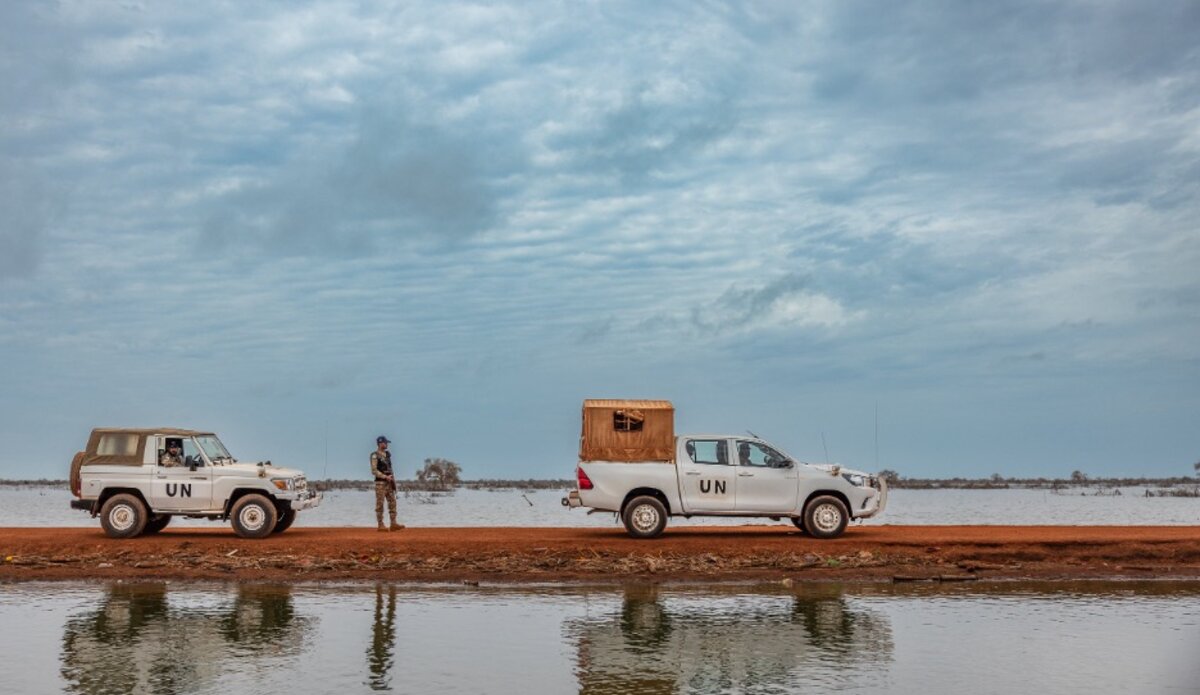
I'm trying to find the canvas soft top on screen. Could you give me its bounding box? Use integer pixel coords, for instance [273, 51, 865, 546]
[88, 427, 212, 438]
[81, 428, 214, 467]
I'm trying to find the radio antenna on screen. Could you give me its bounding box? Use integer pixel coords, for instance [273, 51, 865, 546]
[821, 430, 830, 465]
[322, 421, 329, 479]
[874, 402, 879, 470]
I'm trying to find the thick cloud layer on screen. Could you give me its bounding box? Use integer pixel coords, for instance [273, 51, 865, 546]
[1, 1, 1197, 479]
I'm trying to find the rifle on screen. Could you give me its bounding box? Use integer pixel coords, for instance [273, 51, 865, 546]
[376, 451, 398, 493]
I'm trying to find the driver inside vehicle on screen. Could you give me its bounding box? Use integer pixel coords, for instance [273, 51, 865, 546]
[159, 438, 184, 467]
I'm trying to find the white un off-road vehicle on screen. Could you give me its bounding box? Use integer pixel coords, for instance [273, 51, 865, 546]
[563, 400, 887, 539]
[69, 428, 322, 539]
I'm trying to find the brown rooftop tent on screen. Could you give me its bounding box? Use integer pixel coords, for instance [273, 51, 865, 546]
[579, 399, 675, 462]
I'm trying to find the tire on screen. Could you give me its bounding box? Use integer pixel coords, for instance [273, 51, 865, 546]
[622, 496, 668, 539]
[142, 515, 172, 535]
[272, 508, 296, 534]
[100, 493, 149, 539]
[804, 495, 849, 539]
[791, 517, 806, 533]
[230, 494, 278, 539]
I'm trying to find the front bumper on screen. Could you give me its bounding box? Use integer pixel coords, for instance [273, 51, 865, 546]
[854, 477, 888, 519]
[289, 490, 323, 511]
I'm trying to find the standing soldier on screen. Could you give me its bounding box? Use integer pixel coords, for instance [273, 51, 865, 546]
[370, 435, 404, 532]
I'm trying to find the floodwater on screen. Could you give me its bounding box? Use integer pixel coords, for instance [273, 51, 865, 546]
[2, 485, 1198, 529]
[0, 581, 1196, 694]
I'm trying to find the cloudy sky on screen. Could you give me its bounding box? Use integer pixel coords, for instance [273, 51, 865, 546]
[1, 1, 1197, 480]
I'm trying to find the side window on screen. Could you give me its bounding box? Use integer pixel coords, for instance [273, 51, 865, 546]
[96, 434, 138, 456]
[737, 441, 786, 467]
[686, 439, 728, 465]
[182, 439, 202, 465]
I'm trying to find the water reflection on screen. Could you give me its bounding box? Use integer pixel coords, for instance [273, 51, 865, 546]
[367, 585, 398, 691]
[60, 584, 310, 695]
[569, 585, 894, 694]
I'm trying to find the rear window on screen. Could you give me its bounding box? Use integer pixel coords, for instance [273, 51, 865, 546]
[686, 439, 728, 465]
[613, 409, 645, 432]
[96, 434, 139, 457]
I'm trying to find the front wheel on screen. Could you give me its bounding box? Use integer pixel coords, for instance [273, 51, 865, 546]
[622, 496, 668, 539]
[272, 508, 296, 534]
[804, 495, 849, 539]
[230, 494, 278, 539]
[100, 493, 148, 539]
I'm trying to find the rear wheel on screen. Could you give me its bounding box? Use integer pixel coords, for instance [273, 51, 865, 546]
[622, 496, 668, 539]
[142, 515, 172, 535]
[230, 494, 278, 539]
[272, 508, 296, 534]
[804, 495, 849, 539]
[100, 493, 148, 539]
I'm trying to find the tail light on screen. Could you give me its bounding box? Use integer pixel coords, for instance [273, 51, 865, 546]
[576, 466, 594, 490]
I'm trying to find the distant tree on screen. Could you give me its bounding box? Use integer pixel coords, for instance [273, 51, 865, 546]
[1070, 470, 1088, 483]
[415, 458, 462, 491]
[1194, 460, 1199, 475]
[877, 469, 900, 484]
[990, 473, 1004, 483]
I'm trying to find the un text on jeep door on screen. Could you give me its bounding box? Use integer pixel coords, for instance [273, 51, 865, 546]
[678, 438, 736, 511]
[151, 438, 214, 511]
[733, 440, 799, 512]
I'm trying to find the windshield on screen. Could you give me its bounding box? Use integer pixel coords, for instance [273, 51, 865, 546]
[196, 435, 233, 463]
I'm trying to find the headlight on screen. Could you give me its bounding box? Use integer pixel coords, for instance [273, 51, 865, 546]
[271, 478, 295, 491]
[842, 473, 867, 487]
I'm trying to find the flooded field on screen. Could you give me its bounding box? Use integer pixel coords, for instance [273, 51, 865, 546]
[2, 484, 1198, 528]
[0, 581, 1196, 694]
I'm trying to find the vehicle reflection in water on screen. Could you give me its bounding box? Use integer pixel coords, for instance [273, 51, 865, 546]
[367, 584, 398, 691]
[569, 585, 894, 695]
[60, 583, 310, 695]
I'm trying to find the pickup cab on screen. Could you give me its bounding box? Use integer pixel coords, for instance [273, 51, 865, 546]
[562, 400, 886, 539]
[69, 428, 322, 539]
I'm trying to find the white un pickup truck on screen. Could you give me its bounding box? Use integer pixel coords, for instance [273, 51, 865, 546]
[562, 400, 886, 539]
[69, 428, 322, 539]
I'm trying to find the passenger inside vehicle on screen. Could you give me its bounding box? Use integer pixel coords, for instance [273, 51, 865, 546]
[159, 438, 184, 467]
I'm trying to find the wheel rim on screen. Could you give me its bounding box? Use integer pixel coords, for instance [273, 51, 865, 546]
[631, 504, 660, 533]
[109, 504, 136, 531]
[239, 504, 267, 532]
[811, 503, 842, 533]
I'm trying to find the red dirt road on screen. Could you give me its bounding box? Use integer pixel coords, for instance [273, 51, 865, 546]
[2, 525, 1198, 583]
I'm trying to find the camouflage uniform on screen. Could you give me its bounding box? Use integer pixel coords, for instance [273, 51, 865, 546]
[370, 450, 398, 527]
[159, 450, 183, 467]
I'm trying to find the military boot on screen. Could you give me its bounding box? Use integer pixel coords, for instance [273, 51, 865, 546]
[377, 522, 387, 532]
[389, 522, 405, 531]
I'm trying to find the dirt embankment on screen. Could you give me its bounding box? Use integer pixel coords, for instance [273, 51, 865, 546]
[2, 526, 1199, 583]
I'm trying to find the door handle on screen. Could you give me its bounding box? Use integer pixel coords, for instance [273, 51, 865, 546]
[190, 476, 207, 480]
[738, 472, 754, 477]
[684, 471, 700, 476]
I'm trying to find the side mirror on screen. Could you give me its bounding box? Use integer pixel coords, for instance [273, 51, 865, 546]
[185, 455, 198, 470]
